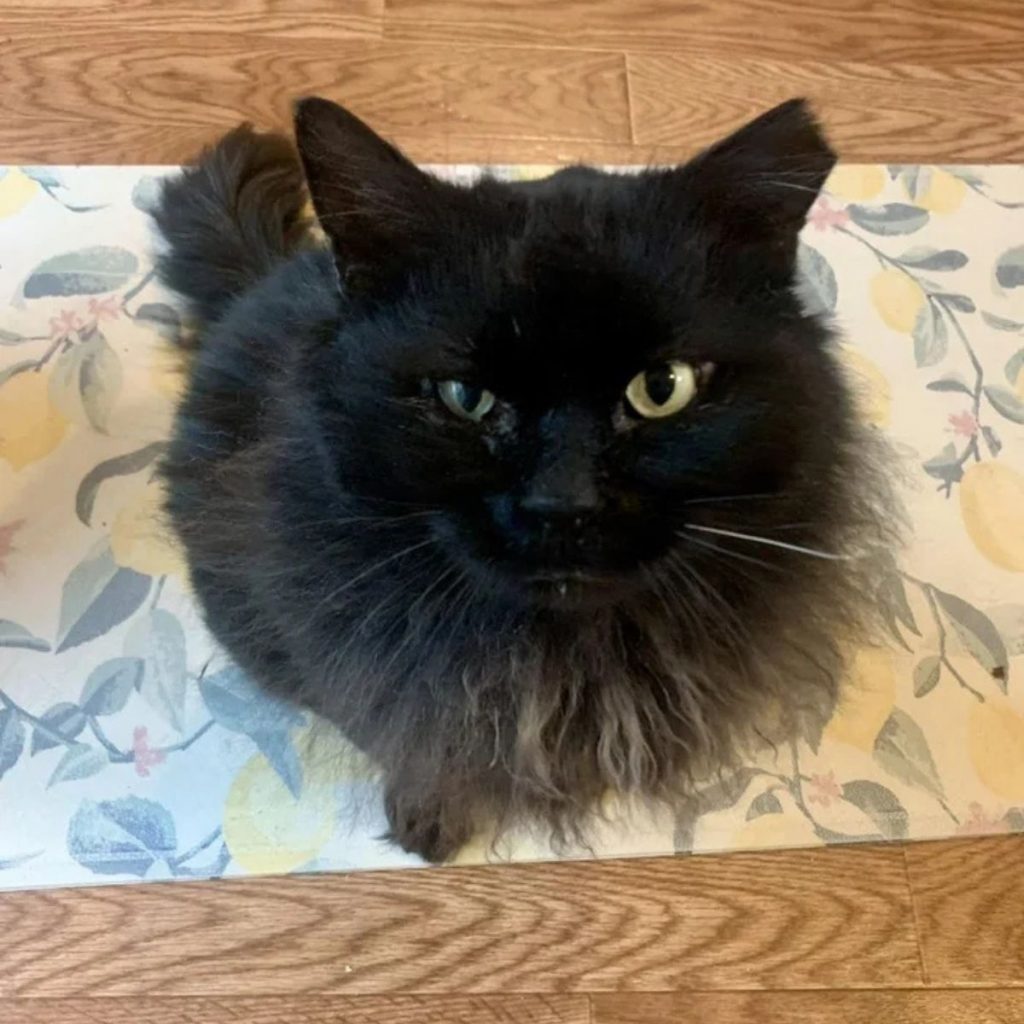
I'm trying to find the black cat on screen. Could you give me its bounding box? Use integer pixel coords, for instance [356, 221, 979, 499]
[154, 97, 896, 861]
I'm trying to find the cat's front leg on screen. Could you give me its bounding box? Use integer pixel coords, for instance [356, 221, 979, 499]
[383, 782, 476, 863]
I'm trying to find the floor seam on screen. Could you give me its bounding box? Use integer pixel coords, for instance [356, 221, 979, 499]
[902, 847, 931, 986]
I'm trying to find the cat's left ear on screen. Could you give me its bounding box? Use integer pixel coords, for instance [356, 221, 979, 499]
[294, 97, 457, 297]
[681, 98, 836, 246]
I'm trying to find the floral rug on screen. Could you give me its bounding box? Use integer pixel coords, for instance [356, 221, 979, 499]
[0, 163, 1022, 889]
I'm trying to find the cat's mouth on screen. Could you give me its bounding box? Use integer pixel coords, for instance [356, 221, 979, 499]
[522, 568, 630, 609]
[435, 507, 653, 608]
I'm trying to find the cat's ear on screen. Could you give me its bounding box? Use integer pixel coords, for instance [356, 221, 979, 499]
[681, 98, 836, 245]
[293, 97, 451, 296]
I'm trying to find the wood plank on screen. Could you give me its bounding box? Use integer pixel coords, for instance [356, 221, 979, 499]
[905, 837, 1024, 986]
[594, 990, 1024, 1023]
[0, 35, 630, 160]
[384, 0, 1024, 63]
[627, 55, 1024, 163]
[0, 121, 670, 166]
[0, 847, 920, 997]
[5, 995, 590, 1024]
[0, 0, 383, 40]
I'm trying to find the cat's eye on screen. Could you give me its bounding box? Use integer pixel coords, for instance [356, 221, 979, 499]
[437, 380, 496, 422]
[625, 361, 699, 419]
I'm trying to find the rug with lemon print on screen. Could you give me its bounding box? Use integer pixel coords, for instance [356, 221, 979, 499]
[1, 163, 1022, 888]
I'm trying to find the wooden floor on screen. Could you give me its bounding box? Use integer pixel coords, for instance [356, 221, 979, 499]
[1, 838, 1023, 1021]
[1, 1, 1022, 1021]
[0, 0, 1022, 164]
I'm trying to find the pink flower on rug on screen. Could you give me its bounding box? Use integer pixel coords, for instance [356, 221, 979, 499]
[0, 519, 25, 575]
[956, 802, 1011, 836]
[948, 411, 978, 438]
[808, 771, 843, 806]
[88, 296, 120, 322]
[87, 294, 119, 321]
[132, 727, 166, 777]
[807, 198, 850, 231]
[49, 308, 83, 339]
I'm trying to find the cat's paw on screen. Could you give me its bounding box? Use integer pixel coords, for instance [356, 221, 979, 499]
[383, 788, 473, 864]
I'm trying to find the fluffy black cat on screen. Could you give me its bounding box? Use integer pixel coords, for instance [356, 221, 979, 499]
[154, 97, 896, 861]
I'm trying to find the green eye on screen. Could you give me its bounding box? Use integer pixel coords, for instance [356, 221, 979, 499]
[437, 380, 496, 422]
[625, 361, 699, 419]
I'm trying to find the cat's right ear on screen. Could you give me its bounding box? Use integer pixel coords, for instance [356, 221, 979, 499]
[293, 97, 448, 297]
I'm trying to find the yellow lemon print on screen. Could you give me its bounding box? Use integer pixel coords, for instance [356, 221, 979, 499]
[911, 169, 967, 214]
[509, 165, 560, 182]
[452, 829, 495, 865]
[825, 646, 898, 751]
[0, 368, 70, 469]
[870, 269, 926, 334]
[0, 169, 39, 219]
[959, 462, 1024, 573]
[826, 165, 885, 202]
[149, 345, 188, 402]
[224, 747, 338, 874]
[110, 479, 187, 577]
[839, 347, 892, 429]
[969, 698, 1024, 801]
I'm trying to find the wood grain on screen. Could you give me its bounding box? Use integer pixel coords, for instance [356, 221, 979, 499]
[0, 0, 383, 40]
[384, 0, 1024, 63]
[628, 55, 1024, 162]
[2, 1, 1021, 163]
[0, 846, 920, 997]
[6, 995, 590, 1023]
[905, 837, 1024, 986]
[0, 121, 684, 167]
[0, 34, 629, 163]
[593, 990, 1024, 1023]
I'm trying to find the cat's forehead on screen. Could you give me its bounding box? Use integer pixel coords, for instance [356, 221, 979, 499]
[468, 266, 671, 398]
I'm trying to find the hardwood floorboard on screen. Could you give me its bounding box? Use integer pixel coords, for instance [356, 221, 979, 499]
[0, 0, 383, 40]
[593, 990, 1024, 1023]
[904, 837, 1024, 987]
[0, 122, 683, 167]
[0, 846, 919, 997]
[5, 995, 592, 1023]
[383, 0, 1024, 63]
[0, 34, 630, 163]
[628, 55, 1024, 162]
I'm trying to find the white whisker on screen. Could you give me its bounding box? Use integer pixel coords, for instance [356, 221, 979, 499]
[679, 532, 784, 575]
[681, 492, 783, 506]
[321, 538, 436, 607]
[683, 524, 848, 561]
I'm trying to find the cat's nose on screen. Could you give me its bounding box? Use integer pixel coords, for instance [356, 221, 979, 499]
[518, 489, 598, 520]
[519, 460, 600, 521]
[519, 407, 602, 522]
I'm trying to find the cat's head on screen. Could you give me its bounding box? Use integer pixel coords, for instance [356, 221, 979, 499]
[294, 97, 859, 610]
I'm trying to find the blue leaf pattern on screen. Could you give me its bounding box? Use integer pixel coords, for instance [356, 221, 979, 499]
[0, 162, 1021, 888]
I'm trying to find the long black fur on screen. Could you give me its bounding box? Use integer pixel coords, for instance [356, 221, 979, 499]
[154, 98, 899, 861]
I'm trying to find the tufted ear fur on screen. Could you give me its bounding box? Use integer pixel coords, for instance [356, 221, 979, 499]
[294, 96, 463, 297]
[688, 99, 835, 234]
[663, 99, 836, 277]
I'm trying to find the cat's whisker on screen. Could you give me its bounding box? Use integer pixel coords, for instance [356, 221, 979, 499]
[682, 524, 849, 561]
[677, 532, 786, 574]
[757, 179, 823, 195]
[299, 509, 438, 530]
[374, 564, 467, 681]
[321, 537, 437, 607]
[681, 492, 785, 506]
